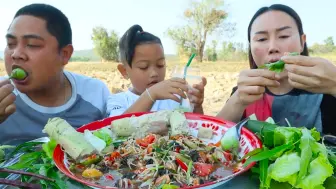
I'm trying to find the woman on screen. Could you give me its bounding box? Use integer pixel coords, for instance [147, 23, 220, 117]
[217, 4, 336, 136]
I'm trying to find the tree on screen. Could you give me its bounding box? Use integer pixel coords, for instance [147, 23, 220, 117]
[217, 41, 247, 61]
[205, 40, 218, 61]
[309, 36, 335, 54]
[324, 36, 335, 47]
[91, 26, 119, 62]
[166, 0, 235, 62]
[70, 56, 90, 62]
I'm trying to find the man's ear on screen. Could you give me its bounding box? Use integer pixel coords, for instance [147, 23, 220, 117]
[117, 64, 129, 79]
[60, 44, 74, 66]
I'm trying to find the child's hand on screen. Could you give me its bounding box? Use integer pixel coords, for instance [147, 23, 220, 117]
[147, 78, 189, 102]
[188, 77, 207, 108]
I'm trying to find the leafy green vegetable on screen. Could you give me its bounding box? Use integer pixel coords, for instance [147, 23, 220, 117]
[246, 120, 278, 147]
[323, 176, 336, 189]
[263, 60, 286, 73]
[1, 139, 91, 188]
[310, 128, 321, 141]
[296, 153, 333, 189]
[0, 145, 14, 162]
[274, 127, 301, 146]
[269, 152, 301, 185]
[243, 141, 297, 167]
[327, 150, 336, 170]
[42, 139, 57, 159]
[259, 158, 270, 188]
[240, 148, 263, 161]
[297, 128, 313, 184]
[259, 52, 299, 73]
[93, 128, 113, 146]
[245, 118, 335, 189]
[7, 141, 44, 159]
[6, 151, 42, 170]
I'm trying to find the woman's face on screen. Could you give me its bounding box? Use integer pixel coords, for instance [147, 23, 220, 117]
[250, 10, 306, 68]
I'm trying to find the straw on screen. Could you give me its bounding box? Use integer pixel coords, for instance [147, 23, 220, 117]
[180, 53, 196, 106]
[183, 53, 196, 79]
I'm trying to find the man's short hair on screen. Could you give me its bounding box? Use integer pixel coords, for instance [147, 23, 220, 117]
[14, 3, 72, 49]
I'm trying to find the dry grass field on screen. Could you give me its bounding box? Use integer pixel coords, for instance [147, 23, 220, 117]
[0, 53, 335, 116]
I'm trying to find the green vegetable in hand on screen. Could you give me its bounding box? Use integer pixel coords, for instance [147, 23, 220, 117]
[263, 60, 286, 73]
[9, 68, 27, 80]
[260, 52, 299, 73]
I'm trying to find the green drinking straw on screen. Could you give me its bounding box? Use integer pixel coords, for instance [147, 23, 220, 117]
[180, 53, 196, 106]
[183, 53, 196, 79]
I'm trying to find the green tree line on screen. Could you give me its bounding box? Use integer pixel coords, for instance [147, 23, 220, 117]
[87, 0, 335, 63]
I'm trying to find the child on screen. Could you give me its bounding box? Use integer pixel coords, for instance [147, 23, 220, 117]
[107, 24, 207, 117]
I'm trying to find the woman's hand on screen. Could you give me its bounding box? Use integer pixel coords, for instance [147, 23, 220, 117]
[234, 69, 280, 107]
[283, 55, 336, 96]
[216, 69, 280, 123]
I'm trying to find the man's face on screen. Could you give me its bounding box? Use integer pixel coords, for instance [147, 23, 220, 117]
[4, 15, 71, 93]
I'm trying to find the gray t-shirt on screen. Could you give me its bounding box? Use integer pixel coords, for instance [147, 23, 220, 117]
[0, 71, 111, 145]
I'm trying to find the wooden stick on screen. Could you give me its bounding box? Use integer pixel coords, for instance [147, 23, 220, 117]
[0, 178, 41, 189]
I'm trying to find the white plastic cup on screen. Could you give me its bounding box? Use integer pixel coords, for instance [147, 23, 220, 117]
[171, 66, 203, 112]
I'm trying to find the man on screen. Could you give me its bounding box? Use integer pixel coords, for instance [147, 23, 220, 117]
[0, 3, 111, 145]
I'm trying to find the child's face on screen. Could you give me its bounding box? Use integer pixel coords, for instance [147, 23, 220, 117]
[250, 10, 306, 68]
[120, 43, 166, 95]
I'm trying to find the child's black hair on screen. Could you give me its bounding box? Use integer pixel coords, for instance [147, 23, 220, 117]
[119, 24, 162, 67]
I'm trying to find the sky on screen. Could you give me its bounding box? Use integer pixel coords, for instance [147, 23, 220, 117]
[0, 0, 335, 54]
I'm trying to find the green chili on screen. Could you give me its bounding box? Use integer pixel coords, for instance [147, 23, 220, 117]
[9, 68, 27, 80]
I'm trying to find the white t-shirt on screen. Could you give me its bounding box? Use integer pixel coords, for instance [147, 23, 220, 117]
[0, 71, 111, 145]
[107, 89, 186, 117]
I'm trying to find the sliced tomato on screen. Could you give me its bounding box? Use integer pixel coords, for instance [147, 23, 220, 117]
[147, 145, 153, 154]
[88, 154, 97, 160]
[136, 134, 156, 148]
[223, 151, 233, 161]
[109, 151, 121, 162]
[76, 164, 85, 170]
[105, 174, 114, 180]
[198, 151, 207, 162]
[193, 162, 214, 177]
[208, 141, 221, 147]
[136, 139, 147, 148]
[174, 146, 181, 153]
[145, 134, 156, 143]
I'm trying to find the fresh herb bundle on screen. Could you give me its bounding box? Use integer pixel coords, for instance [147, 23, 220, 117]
[243, 119, 336, 189]
[0, 140, 91, 189]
